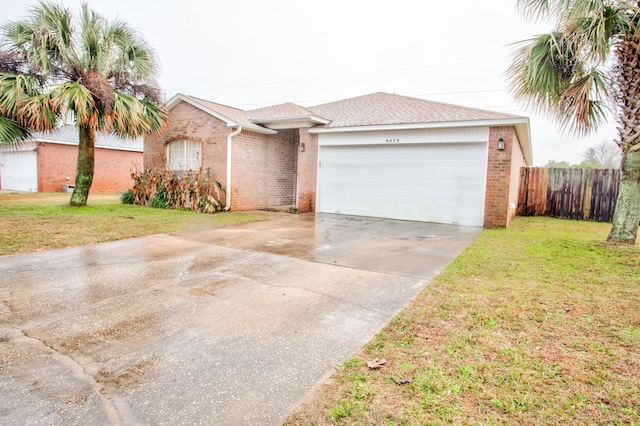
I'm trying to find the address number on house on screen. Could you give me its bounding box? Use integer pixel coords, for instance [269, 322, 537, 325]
[385, 138, 400, 143]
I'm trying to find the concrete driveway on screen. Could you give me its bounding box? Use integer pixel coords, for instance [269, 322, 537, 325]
[0, 213, 480, 425]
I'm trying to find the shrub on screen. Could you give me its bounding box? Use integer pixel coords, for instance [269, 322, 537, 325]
[130, 168, 226, 213]
[120, 188, 134, 204]
[150, 191, 169, 209]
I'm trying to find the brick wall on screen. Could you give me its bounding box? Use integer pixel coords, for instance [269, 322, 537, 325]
[484, 126, 519, 227]
[37, 143, 142, 192]
[231, 129, 298, 210]
[296, 128, 319, 213]
[144, 102, 228, 186]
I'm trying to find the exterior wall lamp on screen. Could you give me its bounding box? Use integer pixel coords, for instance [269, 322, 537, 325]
[300, 142, 305, 152]
[497, 137, 505, 151]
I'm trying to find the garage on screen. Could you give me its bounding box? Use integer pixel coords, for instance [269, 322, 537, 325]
[315, 127, 489, 227]
[0, 149, 38, 192]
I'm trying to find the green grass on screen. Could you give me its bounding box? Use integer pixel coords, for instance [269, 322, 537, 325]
[0, 192, 267, 256]
[285, 217, 640, 425]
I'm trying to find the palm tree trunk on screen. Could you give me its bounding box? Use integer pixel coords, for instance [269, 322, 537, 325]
[608, 149, 640, 244]
[70, 125, 95, 206]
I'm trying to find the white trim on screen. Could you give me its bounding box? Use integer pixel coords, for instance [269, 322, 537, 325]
[308, 117, 529, 134]
[31, 139, 143, 152]
[251, 115, 331, 129]
[309, 117, 533, 166]
[166, 93, 277, 135]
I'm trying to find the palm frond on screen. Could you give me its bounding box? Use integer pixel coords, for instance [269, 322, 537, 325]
[52, 81, 97, 127]
[555, 69, 610, 135]
[0, 73, 49, 129]
[109, 91, 167, 137]
[139, 98, 168, 134]
[567, 2, 628, 61]
[2, 1, 74, 76]
[517, 0, 575, 22]
[507, 28, 613, 136]
[0, 115, 31, 143]
[19, 92, 62, 131]
[506, 32, 577, 110]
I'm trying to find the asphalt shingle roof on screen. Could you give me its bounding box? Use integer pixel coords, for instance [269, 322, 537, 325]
[246, 102, 323, 120]
[175, 91, 526, 131]
[182, 95, 258, 127]
[308, 92, 522, 128]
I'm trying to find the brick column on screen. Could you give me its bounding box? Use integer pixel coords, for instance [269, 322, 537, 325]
[483, 126, 515, 227]
[296, 128, 318, 213]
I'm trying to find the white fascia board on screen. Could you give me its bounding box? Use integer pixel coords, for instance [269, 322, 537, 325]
[232, 123, 277, 135]
[308, 117, 530, 134]
[252, 115, 331, 126]
[32, 138, 143, 152]
[166, 93, 276, 135]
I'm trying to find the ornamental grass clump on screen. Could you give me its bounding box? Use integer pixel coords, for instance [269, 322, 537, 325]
[130, 168, 225, 213]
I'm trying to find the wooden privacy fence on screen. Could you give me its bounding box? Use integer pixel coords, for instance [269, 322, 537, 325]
[518, 167, 620, 222]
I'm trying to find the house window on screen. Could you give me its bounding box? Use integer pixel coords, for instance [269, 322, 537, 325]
[167, 139, 200, 172]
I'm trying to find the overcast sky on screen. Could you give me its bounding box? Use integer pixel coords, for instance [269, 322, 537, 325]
[3, 0, 620, 166]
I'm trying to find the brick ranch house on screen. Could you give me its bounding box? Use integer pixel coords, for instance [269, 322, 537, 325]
[0, 125, 143, 193]
[145, 92, 532, 227]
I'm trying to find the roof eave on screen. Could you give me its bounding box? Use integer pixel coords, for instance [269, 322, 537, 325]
[308, 117, 529, 133]
[232, 123, 278, 135]
[251, 115, 331, 129]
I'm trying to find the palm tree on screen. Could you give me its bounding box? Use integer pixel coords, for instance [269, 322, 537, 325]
[0, 1, 167, 205]
[507, 0, 640, 244]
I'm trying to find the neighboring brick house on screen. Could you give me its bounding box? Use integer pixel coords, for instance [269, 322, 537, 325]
[0, 125, 142, 193]
[145, 92, 532, 227]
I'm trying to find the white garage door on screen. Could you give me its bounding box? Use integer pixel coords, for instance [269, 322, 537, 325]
[0, 150, 38, 192]
[317, 143, 487, 226]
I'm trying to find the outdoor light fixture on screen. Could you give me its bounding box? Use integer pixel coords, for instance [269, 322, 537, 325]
[300, 142, 305, 152]
[497, 137, 505, 150]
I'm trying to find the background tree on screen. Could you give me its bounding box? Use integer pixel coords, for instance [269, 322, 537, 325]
[544, 160, 574, 168]
[507, 0, 640, 244]
[0, 1, 167, 205]
[580, 140, 622, 169]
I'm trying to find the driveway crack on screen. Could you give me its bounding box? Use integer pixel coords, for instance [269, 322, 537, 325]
[9, 327, 126, 426]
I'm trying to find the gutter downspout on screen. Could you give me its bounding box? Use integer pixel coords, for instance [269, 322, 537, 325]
[224, 126, 242, 211]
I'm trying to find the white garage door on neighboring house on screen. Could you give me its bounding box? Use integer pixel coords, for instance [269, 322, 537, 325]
[316, 128, 489, 227]
[0, 150, 38, 192]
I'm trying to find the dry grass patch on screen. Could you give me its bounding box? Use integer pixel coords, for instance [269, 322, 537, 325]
[286, 217, 640, 425]
[0, 192, 267, 256]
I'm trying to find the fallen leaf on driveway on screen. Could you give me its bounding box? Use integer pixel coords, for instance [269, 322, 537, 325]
[393, 377, 413, 385]
[366, 358, 386, 369]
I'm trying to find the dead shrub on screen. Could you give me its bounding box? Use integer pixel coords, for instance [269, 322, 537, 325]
[130, 168, 225, 213]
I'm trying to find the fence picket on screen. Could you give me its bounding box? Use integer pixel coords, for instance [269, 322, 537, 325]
[518, 167, 620, 222]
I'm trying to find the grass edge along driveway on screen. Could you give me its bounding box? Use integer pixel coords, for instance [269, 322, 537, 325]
[0, 192, 267, 256]
[285, 217, 640, 425]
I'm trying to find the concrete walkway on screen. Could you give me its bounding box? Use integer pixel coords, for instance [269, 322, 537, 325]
[0, 213, 480, 425]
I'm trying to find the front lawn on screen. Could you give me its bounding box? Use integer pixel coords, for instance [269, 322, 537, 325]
[0, 192, 267, 256]
[286, 218, 640, 425]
